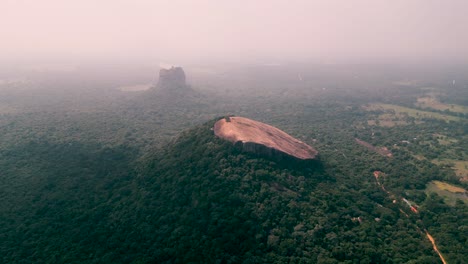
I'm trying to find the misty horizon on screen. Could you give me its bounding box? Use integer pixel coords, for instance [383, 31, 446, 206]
[2, 0, 468, 65]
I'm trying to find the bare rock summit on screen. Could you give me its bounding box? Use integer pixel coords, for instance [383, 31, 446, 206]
[214, 116, 318, 161]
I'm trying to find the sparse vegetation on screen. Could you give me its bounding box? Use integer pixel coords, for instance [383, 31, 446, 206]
[416, 96, 468, 114]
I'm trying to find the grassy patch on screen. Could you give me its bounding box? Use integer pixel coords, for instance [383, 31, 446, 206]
[433, 134, 458, 146]
[367, 119, 409, 127]
[117, 84, 152, 92]
[364, 103, 462, 123]
[0, 104, 18, 114]
[433, 180, 466, 193]
[392, 80, 421, 87]
[412, 155, 426, 161]
[415, 96, 468, 114]
[425, 181, 467, 205]
[365, 111, 424, 127]
[432, 159, 468, 182]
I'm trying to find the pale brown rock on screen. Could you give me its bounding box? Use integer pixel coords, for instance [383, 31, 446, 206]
[214, 117, 318, 160]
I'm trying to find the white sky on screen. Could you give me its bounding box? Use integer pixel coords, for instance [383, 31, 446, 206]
[1, 0, 467, 63]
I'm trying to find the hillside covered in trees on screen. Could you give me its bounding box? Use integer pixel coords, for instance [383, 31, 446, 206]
[0, 63, 467, 263]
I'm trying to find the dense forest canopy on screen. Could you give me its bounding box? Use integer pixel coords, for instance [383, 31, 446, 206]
[0, 63, 467, 263]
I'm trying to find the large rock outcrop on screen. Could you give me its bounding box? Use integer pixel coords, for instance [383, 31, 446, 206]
[157, 66, 187, 89]
[150, 66, 198, 100]
[142, 67, 201, 105]
[214, 116, 318, 161]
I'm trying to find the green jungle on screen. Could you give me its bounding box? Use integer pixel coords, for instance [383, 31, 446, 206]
[0, 63, 467, 263]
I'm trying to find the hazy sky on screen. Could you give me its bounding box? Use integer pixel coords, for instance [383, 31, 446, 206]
[2, 0, 467, 63]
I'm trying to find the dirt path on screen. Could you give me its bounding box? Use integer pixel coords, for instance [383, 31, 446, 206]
[425, 231, 447, 264]
[372, 171, 447, 263]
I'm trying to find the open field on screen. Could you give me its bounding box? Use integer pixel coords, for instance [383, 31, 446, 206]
[117, 84, 152, 92]
[364, 103, 462, 123]
[0, 104, 18, 114]
[367, 113, 412, 127]
[453, 161, 468, 180]
[432, 159, 468, 182]
[433, 180, 466, 193]
[415, 96, 468, 114]
[425, 180, 467, 205]
[412, 155, 426, 161]
[433, 134, 458, 146]
[392, 80, 421, 87]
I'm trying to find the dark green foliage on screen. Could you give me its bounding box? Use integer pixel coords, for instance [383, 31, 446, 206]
[125, 121, 440, 263]
[0, 63, 466, 263]
[0, 141, 138, 263]
[0, 118, 447, 263]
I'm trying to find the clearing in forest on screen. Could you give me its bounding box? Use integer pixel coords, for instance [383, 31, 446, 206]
[432, 134, 458, 145]
[355, 138, 392, 157]
[366, 113, 412, 127]
[432, 159, 468, 182]
[425, 181, 467, 205]
[364, 103, 462, 123]
[117, 84, 152, 92]
[415, 96, 468, 114]
[0, 104, 18, 114]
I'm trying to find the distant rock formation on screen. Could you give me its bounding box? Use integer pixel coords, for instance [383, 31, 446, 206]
[157, 66, 187, 90]
[214, 116, 318, 161]
[150, 66, 198, 99]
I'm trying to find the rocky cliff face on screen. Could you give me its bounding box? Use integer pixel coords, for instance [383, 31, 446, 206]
[157, 67, 187, 89]
[150, 66, 198, 100]
[214, 116, 318, 161]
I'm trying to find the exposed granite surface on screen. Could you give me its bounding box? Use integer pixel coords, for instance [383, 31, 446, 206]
[214, 116, 318, 160]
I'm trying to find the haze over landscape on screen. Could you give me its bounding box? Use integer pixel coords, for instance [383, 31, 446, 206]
[2, 0, 468, 64]
[1, 1, 467, 263]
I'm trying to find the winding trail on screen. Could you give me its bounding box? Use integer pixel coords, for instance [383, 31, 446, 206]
[372, 171, 447, 264]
